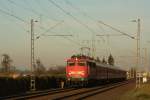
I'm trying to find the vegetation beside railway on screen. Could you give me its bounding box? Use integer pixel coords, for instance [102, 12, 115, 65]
[120, 82, 150, 100]
[0, 76, 65, 97]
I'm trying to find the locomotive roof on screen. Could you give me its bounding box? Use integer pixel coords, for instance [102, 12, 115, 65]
[67, 56, 95, 62]
[67, 55, 125, 72]
[96, 62, 126, 72]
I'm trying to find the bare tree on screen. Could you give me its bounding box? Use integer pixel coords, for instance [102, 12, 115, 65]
[1, 54, 12, 72]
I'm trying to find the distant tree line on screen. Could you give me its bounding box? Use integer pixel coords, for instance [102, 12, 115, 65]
[96, 54, 115, 66]
[0, 54, 13, 73]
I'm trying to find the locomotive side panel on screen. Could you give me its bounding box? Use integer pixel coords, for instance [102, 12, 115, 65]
[96, 66, 107, 80]
[87, 61, 96, 79]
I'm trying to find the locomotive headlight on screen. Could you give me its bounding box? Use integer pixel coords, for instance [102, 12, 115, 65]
[68, 72, 71, 75]
[68, 71, 75, 75]
[77, 71, 85, 75]
[68, 71, 85, 75]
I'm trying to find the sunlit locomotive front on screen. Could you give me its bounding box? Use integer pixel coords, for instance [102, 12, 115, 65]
[66, 56, 89, 86]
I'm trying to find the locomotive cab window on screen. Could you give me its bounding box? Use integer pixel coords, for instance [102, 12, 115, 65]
[67, 62, 75, 66]
[78, 62, 86, 66]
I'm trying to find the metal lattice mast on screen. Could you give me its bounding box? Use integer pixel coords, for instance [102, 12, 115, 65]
[144, 48, 148, 70]
[136, 18, 141, 88]
[91, 34, 95, 58]
[30, 19, 36, 91]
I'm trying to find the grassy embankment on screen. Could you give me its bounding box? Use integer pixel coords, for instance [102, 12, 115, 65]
[120, 82, 150, 100]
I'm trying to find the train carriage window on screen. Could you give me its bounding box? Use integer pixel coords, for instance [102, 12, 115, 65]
[67, 62, 75, 66]
[78, 62, 86, 66]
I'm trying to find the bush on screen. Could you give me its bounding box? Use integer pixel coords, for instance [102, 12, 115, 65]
[0, 76, 65, 97]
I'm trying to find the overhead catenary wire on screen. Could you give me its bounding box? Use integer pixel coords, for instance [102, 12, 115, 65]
[2, 0, 66, 35]
[63, 0, 134, 40]
[63, 0, 113, 55]
[48, 0, 97, 35]
[63, 0, 107, 36]
[63, 0, 95, 21]
[7, 0, 41, 16]
[98, 21, 135, 39]
[0, 0, 13, 12]
[48, 0, 99, 57]
[34, 0, 55, 19]
[36, 20, 64, 37]
[0, 6, 29, 33]
[0, 7, 83, 47]
[0, 8, 27, 23]
[42, 34, 84, 47]
[63, 0, 113, 57]
[6, 0, 83, 47]
[63, 0, 106, 40]
[7, 0, 59, 22]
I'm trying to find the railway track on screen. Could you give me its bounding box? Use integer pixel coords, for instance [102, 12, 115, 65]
[2, 80, 133, 100]
[1, 88, 78, 100]
[50, 80, 132, 100]
[26, 80, 132, 100]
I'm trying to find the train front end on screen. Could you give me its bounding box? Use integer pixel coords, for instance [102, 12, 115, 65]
[66, 57, 88, 86]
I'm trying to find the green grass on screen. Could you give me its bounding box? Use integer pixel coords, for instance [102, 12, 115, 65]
[120, 83, 150, 100]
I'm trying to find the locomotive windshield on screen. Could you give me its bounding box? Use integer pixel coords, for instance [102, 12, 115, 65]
[67, 62, 75, 66]
[78, 62, 86, 66]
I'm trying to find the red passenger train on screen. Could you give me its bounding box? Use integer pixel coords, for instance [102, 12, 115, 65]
[66, 55, 126, 86]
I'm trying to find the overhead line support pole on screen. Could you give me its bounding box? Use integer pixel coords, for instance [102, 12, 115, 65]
[30, 19, 36, 91]
[136, 18, 141, 88]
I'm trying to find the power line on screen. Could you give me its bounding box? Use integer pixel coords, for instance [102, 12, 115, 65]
[0, 7, 83, 47]
[63, 0, 111, 56]
[34, 0, 54, 19]
[7, 0, 40, 16]
[63, 0, 106, 37]
[64, 0, 95, 21]
[7, 0, 58, 22]
[48, 0, 97, 35]
[0, 1, 64, 35]
[36, 20, 64, 37]
[63, 0, 134, 40]
[0, 8, 28, 23]
[98, 21, 135, 39]
[48, 0, 99, 57]
[0, 0, 12, 12]
[25, 0, 61, 22]
[6, 0, 79, 46]
[96, 34, 124, 37]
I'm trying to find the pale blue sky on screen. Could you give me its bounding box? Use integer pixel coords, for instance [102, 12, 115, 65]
[0, 0, 150, 70]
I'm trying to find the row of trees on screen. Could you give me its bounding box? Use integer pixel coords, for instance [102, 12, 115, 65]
[96, 54, 115, 66]
[0, 54, 47, 75]
[0, 54, 13, 72]
[0, 54, 65, 76]
[0, 53, 114, 76]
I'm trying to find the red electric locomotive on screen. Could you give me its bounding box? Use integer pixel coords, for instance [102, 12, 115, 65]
[66, 55, 126, 87]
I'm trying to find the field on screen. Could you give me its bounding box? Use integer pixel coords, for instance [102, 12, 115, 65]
[120, 82, 150, 100]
